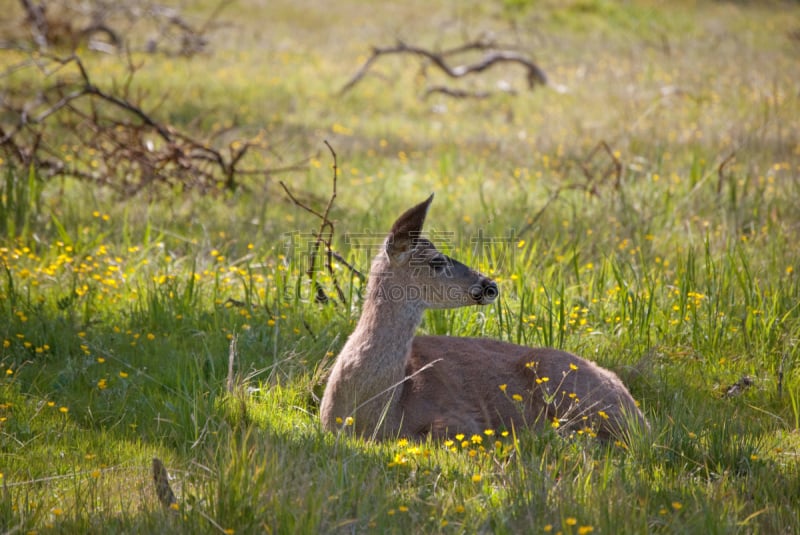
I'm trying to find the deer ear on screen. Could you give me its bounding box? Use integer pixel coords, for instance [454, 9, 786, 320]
[386, 194, 434, 255]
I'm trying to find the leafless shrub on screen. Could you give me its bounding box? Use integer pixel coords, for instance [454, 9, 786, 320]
[0, 52, 304, 198]
[11, 0, 230, 56]
[280, 142, 364, 307]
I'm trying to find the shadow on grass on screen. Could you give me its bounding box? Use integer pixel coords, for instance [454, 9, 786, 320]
[2, 268, 799, 533]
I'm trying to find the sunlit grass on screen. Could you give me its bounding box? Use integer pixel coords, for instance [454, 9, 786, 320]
[1, 0, 799, 532]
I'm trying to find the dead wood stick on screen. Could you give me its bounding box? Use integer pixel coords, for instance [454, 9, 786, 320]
[340, 40, 546, 96]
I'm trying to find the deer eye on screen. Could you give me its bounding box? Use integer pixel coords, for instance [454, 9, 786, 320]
[429, 256, 449, 274]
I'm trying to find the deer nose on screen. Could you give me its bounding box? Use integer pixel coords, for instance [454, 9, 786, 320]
[469, 278, 498, 304]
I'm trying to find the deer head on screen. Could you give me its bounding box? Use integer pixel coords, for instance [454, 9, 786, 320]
[370, 194, 498, 309]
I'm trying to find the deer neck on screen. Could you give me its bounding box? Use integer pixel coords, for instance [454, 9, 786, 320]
[350, 280, 424, 365]
[333, 268, 425, 434]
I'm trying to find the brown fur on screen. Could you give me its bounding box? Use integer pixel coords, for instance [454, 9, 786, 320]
[400, 337, 645, 440]
[319, 195, 646, 441]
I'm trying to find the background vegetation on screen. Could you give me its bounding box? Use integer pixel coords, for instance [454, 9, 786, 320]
[1, 0, 799, 533]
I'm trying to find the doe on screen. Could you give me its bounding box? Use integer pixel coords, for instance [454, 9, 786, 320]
[320, 195, 647, 441]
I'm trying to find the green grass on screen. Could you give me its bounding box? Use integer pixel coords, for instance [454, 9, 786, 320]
[2, 0, 800, 533]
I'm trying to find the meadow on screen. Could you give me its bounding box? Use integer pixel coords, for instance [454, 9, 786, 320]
[1, 0, 799, 533]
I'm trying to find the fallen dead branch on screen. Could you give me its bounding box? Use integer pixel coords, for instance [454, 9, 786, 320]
[424, 85, 516, 99]
[340, 37, 547, 98]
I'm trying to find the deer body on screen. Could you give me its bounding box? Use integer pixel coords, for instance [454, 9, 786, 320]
[320, 195, 646, 440]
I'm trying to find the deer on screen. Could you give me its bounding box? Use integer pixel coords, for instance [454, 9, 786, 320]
[319, 195, 647, 442]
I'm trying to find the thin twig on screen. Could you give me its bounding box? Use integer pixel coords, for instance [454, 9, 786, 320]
[279, 182, 326, 221]
[279, 141, 359, 305]
[516, 141, 620, 239]
[424, 86, 497, 99]
[716, 152, 736, 194]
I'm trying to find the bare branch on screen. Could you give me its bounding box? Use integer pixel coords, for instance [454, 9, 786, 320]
[340, 39, 547, 97]
[716, 152, 736, 194]
[12, 0, 229, 56]
[280, 142, 363, 306]
[19, 0, 49, 49]
[279, 182, 327, 221]
[515, 141, 621, 240]
[424, 86, 513, 100]
[0, 51, 297, 199]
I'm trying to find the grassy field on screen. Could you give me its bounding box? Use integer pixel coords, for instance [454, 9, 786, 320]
[2, 0, 800, 533]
